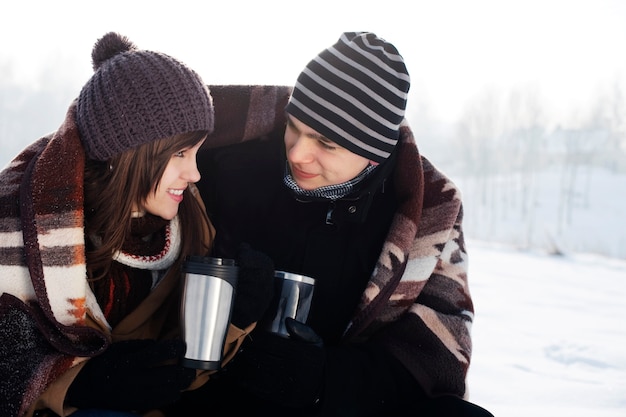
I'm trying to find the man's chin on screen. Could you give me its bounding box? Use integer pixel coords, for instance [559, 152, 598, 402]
[295, 180, 321, 191]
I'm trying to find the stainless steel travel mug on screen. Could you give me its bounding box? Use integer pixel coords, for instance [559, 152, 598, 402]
[262, 270, 315, 338]
[180, 256, 238, 370]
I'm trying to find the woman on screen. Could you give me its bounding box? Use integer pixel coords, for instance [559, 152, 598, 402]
[0, 32, 271, 417]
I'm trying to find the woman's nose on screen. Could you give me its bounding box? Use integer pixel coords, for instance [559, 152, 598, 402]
[184, 163, 201, 183]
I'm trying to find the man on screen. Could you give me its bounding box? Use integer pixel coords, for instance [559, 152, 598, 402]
[181, 32, 493, 417]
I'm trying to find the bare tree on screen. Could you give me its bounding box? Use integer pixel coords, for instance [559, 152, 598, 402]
[455, 87, 504, 237]
[504, 85, 548, 249]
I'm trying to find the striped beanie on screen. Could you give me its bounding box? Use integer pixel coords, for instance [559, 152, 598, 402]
[285, 32, 410, 163]
[76, 32, 214, 161]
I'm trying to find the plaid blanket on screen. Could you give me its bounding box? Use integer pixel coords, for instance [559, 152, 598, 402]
[0, 103, 109, 417]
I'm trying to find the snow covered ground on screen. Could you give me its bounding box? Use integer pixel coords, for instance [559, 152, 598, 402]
[466, 240, 626, 417]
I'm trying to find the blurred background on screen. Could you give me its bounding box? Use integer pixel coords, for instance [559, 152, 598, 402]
[2, 0, 625, 259]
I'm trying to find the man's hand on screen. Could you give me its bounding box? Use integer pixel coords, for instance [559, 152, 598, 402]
[226, 318, 325, 408]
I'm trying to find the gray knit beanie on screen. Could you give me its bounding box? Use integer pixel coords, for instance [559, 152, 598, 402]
[76, 32, 214, 161]
[285, 32, 410, 163]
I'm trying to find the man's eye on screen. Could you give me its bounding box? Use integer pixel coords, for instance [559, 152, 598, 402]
[319, 141, 336, 150]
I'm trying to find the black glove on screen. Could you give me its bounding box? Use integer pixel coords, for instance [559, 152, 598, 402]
[66, 339, 196, 412]
[230, 243, 275, 329]
[226, 317, 325, 409]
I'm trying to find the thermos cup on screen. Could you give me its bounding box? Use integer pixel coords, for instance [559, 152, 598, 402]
[262, 270, 315, 338]
[180, 256, 238, 370]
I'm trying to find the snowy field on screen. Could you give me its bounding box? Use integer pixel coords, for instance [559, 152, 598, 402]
[466, 240, 626, 417]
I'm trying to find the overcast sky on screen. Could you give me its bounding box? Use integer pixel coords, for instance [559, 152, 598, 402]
[2, 0, 626, 124]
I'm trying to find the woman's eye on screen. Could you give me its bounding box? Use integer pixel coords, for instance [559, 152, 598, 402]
[319, 141, 336, 150]
[174, 150, 185, 158]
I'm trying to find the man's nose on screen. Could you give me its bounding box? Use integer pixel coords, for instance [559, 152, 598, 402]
[288, 136, 315, 163]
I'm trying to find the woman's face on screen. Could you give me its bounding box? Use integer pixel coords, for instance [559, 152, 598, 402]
[283, 115, 372, 190]
[141, 138, 206, 220]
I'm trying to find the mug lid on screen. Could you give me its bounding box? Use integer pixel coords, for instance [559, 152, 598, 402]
[275, 270, 315, 285]
[185, 256, 236, 266]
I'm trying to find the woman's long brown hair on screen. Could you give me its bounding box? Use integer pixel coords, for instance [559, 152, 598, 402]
[83, 130, 213, 281]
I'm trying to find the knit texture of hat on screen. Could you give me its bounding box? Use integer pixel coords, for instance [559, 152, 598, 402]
[285, 32, 410, 163]
[76, 32, 214, 161]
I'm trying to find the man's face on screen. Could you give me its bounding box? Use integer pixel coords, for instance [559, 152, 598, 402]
[283, 115, 372, 190]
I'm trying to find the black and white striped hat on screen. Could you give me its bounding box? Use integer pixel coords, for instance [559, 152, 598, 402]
[285, 32, 410, 163]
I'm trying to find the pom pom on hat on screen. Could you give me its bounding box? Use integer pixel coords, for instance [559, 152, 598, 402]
[76, 32, 214, 161]
[285, 32, 410, 163]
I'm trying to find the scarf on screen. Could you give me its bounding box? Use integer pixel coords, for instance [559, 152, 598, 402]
[283, 162, 378, 200]
[92, 214, 182, 272]
[89, 214, 181, 327]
